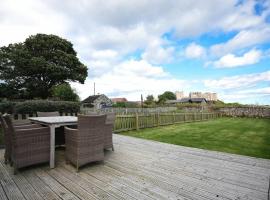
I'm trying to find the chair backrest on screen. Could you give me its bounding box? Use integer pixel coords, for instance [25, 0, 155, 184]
[78, 114, 106, 131]
[3, 114, 15, 136]
[106, 113, 116, 124]
[0, 114, 9, 137]
[2, 115, 16, 154]
[37, 111, 60, 117]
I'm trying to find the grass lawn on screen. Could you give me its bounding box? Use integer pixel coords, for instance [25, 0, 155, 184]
[120, 117, 270, 159]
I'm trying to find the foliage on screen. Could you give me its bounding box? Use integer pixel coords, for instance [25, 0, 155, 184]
[51, 83, 79, 102]
[14, 100, 80, 114]
[144, 94, 156, 106]
[112, 101, 139, 108]
[158, 91, 176, 104]
[176, 103, 202, 108]
[0, 100, 14, 113]
[0, 34, 87, 99]
[121, 118, 270, 159]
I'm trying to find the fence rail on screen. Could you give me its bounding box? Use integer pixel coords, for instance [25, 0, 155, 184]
[114, 112, 221, 132]
[3, 112, 221, 132]
[81, 107, 178, 114]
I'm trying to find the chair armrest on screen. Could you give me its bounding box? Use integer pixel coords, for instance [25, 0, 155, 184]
[64, 126, 78, 146]
[64, 126, 78, 134]
[15, 127, 50, 138]
[15, 124, 42, 130]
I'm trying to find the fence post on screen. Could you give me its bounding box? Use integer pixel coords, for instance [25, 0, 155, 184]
[135, 113, 139, 131]
[157, 112, 160, 126]
[173, 112, 176, 123]
[184, 113, 186, 122]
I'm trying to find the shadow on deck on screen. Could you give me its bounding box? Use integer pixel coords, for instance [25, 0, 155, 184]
[0, 134, 270, 200]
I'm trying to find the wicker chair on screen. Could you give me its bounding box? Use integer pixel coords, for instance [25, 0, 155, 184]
[64, 114, 106, 171]
[0, 115, 11, 164]
[0, 115, 41, 165]
[37, 111, 60, 117]
[3, 114, 50, 174]
[37, 111, 65, 146]
[104, 113, 116, 151]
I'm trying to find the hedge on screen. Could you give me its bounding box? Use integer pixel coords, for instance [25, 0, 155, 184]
[0, 101, 14, 114]
[0, 100, 80, 114]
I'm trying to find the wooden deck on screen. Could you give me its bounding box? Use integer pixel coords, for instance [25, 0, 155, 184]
[0, 134, 270, 200]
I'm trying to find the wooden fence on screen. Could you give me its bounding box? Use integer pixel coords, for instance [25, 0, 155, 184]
[5, 112, 221, 132]
[81, 107, 178, 114]
[113, 112, 221, 132]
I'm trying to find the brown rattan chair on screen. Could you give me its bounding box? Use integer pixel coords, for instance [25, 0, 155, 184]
[37, 111, 65, 146]
[3, 114, 50, 174]
[104, 113, 116, 151]
[37, 111, 60, 117]
[64, 114, 106, 171]
[0, 114, 11, 164]
[0, 115, 41, 165]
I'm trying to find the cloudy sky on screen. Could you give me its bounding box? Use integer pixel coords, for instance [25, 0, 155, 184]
[1, 0, 270, 104]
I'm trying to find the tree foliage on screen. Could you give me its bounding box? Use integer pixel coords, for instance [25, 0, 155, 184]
[144, 94, 156, 106]
[158, 91, 176, 104]
[51, 83, 79, 102]
[0, 34, 87, 99]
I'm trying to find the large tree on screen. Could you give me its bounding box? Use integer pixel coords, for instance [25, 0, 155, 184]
[0, 34, 87, 99]
[158, 91, 176, 104]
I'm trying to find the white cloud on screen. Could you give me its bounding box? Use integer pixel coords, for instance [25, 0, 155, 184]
[204, 71, 270, 90]
[210, 27, 270, 56]
[0, 0, 70, 47]
[142, 39, 174, 64]
[71, 59, 189, 100]
[213, 49, 262, 68]
[217, 87, 270, 104]
[185, 43, 206, 59]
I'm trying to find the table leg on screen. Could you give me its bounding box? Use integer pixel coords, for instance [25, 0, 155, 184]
[50, 125, 55, 168]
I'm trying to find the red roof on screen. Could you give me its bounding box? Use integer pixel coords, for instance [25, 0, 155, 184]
[111, 98, 127, 103]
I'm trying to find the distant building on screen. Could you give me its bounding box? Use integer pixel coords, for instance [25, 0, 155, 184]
[111, 98, 128, 104]
[189, 92, 217, 101]
[175, 91, 184, 100]
[81, 94, 112, 109]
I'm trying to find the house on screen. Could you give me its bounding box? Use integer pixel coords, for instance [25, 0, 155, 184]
[111, 98, 128, 104]
[81, 94, 112, 109]
[166, 98, 207, 105]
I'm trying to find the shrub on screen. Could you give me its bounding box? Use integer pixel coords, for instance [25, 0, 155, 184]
[0, 101, 14, 113]
[51, 83, 80, 102]
[14, 100, 80, 114]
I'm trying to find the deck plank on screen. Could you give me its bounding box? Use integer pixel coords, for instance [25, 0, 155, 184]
[0, 161, 26, 200]
[0, 134, 269, 200]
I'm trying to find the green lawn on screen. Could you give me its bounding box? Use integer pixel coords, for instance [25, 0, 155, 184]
[120, 117, 270, 159]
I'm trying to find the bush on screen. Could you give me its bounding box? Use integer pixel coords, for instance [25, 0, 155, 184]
[0, 101, 14, 113]
[14, 100, 80, 114]
[51, 83, 80, 102]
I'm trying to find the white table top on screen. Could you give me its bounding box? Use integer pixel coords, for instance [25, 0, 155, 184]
[29, 116, 78, 125]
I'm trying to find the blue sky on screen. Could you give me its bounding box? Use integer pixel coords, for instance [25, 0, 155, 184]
[1, 0, 270, 104]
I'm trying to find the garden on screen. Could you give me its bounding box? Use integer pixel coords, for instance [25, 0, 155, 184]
[120, 117, 270, 159]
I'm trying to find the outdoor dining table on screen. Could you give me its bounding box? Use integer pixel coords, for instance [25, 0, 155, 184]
[28, 116, 78, 168]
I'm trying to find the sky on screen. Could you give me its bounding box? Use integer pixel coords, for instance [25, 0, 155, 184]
[0, 0, 270, 105]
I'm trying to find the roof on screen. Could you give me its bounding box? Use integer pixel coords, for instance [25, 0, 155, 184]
[81, 95, 101, 103]
[166, 98, 207, 104]
[190, 98, 207, 103]
[111, 98, 127, 102]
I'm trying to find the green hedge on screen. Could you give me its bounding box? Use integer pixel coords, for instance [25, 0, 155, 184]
[0, 101, 14, 114]
[1, 100, 80, 114]
[15, 100, 80, 114]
